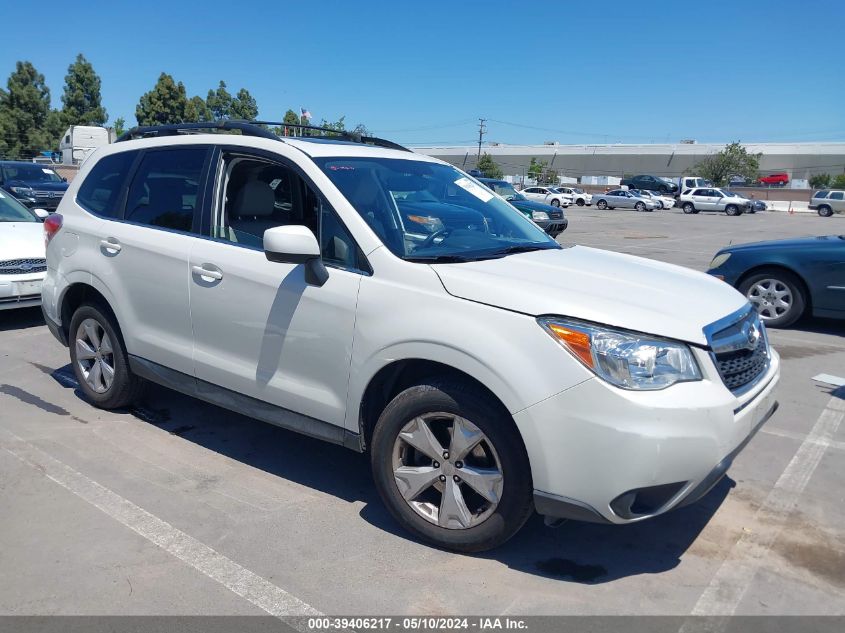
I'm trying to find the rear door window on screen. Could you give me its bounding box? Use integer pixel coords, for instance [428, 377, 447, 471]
[830, 192, 844, 200]
[124, 148, 209, 233]
[76, 151, 139, 217]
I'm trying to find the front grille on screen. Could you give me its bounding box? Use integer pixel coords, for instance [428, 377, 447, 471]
[33, 190, 64, 199]
[706, 308, 770, 394]
[0, 258, 47, 275]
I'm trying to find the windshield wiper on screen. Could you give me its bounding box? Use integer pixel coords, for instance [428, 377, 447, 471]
[405, 254, 481, 263]
[486, 244, 558, 256]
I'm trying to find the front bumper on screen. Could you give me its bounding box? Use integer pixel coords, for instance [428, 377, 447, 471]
[517, 348, 780, 524]
[0, 273, 44, 310]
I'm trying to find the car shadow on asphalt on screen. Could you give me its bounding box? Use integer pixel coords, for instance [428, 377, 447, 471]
[0, 305, 44, 332]
[45, 369, 734, 586]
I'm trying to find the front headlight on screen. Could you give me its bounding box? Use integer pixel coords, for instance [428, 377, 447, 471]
[709, 252, 731, 269]
[538, 317, 702, 390]
[9, 186, 34, 196]
[532, 211, 550, 221]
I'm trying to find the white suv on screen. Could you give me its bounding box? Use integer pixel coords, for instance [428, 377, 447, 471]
[41, 122, 780, 552]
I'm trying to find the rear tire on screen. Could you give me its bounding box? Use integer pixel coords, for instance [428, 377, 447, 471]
[69, 303, 146, 409]
[818, 205, 833, 217]
[371, 380, 533, 553]
[682, 202, 695, 214]
[597, 199, 608, 210]
[739, 269, 806, 328]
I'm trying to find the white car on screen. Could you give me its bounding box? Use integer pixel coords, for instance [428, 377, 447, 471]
[520, 186, 572, 208]
[42, 122, 780, 552]
[679, 187, 751, 216]
[554, 186, 592, 207]
[631, 189, 674, 209]
[593, 189, 658, 211]
[0, 191, 49, 310]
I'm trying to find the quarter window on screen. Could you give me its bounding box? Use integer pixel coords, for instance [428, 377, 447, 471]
[125, 149, 207, 232]
[76, 150, 138, 217]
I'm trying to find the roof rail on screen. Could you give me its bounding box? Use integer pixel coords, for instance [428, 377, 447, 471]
[252, 120, 411, 153]
[115, 120, 277, 142]
[116, 119, 411, 153]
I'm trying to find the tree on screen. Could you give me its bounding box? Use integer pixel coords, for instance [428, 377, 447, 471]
[135, 72, 188, 125]
[476, 153, 502, 179]
[690, 141, 760, 187]
[832, 174, 845, 189]
[809, 173, 832, 189]
[60, 54, 107, 127]
[231, 88, 258, 121]
[0, 61, 53, 158]
[112, 116, 126, 137]
[206, 81, 233, 120]
[185, 95, 211, 122]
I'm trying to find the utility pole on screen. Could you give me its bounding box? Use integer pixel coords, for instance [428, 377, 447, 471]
[476, 118, 487, 160]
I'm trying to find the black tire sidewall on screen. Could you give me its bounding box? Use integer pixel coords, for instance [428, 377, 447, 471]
[371, 381, 533, 553]
[739, 270, 806, 328]
[551, 199, 560, 207]
[683, 203, 694, 214]
[819, 206, 833, 217]
[68, 304, 139, 408]
[597, 200, 607, 209]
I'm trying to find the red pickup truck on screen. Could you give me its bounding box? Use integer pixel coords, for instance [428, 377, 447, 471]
[758, 172, 789, 186]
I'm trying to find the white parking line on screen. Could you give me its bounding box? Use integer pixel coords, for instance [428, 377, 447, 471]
[0, 427, 321, 620]
[688, 390, 845, 616]
[762, 425, 845, 452]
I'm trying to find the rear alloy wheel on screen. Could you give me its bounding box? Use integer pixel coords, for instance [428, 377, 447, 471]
[818, 205, 833, 218]
[739, 270, 806, 328]
[550, 198, 560, 207]
[635, 201, 646, 212]
[725, 204, 741, 216]
[597, 199, 608, 210]
[371, 381, 533, 552]
[682, 202, 695, 214]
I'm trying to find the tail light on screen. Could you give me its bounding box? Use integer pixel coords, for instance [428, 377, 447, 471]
[44, 213, 63, 246]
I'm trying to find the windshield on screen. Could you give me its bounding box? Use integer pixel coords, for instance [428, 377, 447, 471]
[572, 188, 584, 193]
[316, 157, 558, 262]
[4, 164, 64, 183]
[485, 181, 523, 201]
[0, 190, 38, 222]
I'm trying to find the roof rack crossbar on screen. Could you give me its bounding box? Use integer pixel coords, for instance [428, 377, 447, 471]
[116, 119, 411, 153]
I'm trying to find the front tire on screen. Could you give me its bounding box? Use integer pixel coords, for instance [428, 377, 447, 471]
[371, 381, 533, 553]
[596, 199, 608, 210]
[576, 198, 585, 206]
[550, 198, 560, 208]
[725, 204, 741, 216]
[69, 304, 145, 408]
[739, 269, 806, 328]
[635, 201, 646, 212]
[818, 205, 833, 217]
[682, 202, 695, 214]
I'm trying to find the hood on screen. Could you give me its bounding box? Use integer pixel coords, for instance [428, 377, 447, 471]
[720, 235, 844, 253]
[431, 246, 747, 346]
[0, 222, 46, 260]
[7, 179, 68, 192]
[508, 197, 561, 214]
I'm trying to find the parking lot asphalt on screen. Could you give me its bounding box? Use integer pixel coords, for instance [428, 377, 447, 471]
[1, 208, 844, 617]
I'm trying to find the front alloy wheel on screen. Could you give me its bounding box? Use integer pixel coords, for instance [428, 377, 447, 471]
[392, 413, 503, 529]
[740, 270, 806, 327]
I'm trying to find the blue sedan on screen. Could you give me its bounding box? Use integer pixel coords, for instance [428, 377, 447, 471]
[707, 235, 845, 327]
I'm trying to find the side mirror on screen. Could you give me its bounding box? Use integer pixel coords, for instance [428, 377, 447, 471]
[33, 208, 50, 219]
[62, 177, 68, 183]
[263, 225, 328, 286]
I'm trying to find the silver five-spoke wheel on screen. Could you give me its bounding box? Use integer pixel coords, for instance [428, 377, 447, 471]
[747, 278, 792, 321]
[392, 413, 503, 530]
[75, 318, 115, 393]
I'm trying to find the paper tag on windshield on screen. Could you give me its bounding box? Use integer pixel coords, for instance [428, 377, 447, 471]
[42, 168, 55, 174]
[454, 177, 494, 203]
[0, 191, 5, 198]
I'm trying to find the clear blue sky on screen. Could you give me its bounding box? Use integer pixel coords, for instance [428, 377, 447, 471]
[2, 0, 843, 146]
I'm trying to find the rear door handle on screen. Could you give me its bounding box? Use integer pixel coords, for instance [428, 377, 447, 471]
[191, 265, 223, 281]
[99, 238, 122, 253]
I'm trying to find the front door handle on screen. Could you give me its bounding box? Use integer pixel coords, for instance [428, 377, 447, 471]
[99, 238, 122, 253]
[191, 265, 223, 281]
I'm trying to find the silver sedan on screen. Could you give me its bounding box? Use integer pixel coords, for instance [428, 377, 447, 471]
[593, 189, 658, 211]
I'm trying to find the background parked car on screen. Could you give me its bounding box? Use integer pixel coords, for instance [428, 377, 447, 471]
[758, 172, 789, 187]
[724, 190, 766, 213]
[0, 161, 68, 211]
[553, 186, 592, 206]
[520, 186, 572, 208]
[707, 235, 845, 327]
[630, 189, 674, 209]
[675, 176, 713, 194]
[477, 178, 567, 237]
[594, 189, 657, 211]
[0, 190, 48, 310]
[679, 188, 749, 215]
[621, 174, 678, 194]
[809, 190, 845, 217]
